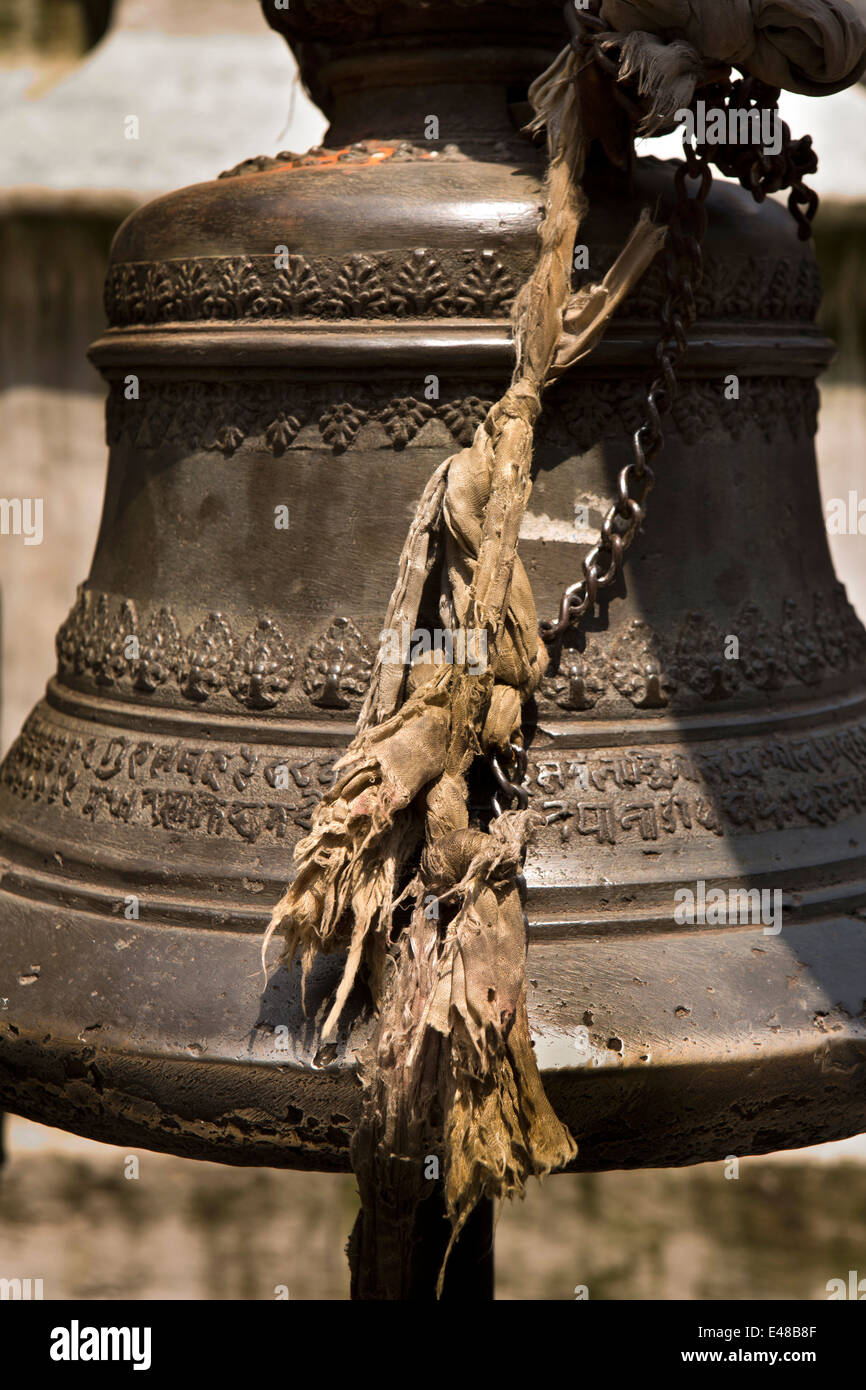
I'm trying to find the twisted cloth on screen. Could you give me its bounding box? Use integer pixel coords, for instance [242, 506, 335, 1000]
[599, 0, 866, 131]
[265, 0, 866, 1296]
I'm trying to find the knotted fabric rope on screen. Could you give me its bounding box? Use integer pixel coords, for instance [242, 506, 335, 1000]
[264, 54, 663, 1293]
[265, 0, 866, 1296]
[600, 0, 866, 131]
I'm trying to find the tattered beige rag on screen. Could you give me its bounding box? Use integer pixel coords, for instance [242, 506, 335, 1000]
[263, 45, 663, 1289]
[264, 0, 866, 1298]
[261, 48, 667, 1295]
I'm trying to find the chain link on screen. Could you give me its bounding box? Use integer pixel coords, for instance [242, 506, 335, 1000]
[490, 743, 529, 818]
[695, 75, 820, 240]
[540, 19, 820, 652]
[490, 6, 819, 812]
[538, 133, 712, 649]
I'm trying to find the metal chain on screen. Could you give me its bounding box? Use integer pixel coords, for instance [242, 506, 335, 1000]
[488, 13, 713, 815]
[539, 31, 821, 654]
[696, 75, 820, 240]
[490, 743, 529, 819]
[538, 136, 712, 650]
[488, 8, 820, 812]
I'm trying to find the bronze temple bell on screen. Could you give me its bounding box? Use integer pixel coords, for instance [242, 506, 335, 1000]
[2, 0, 866, 1201]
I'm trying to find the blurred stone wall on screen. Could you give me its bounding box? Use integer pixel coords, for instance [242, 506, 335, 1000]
[2, 1118, 866, 1300]
[813, 200, 866, 642]
[0, 0, 325, 750]
[0, 191, 128, 750]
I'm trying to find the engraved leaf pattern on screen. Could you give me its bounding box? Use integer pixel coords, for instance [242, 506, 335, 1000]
[734, 601, 786, 691]
[389, 249, 451, 315]
[609, 619, 677, 709]
[207, 423, 247, 456]
[548, 653, 607, 711]
[103, 600, 140, 685]
[103, 247, 821, 328]
[167, 261, 215, 320]
[52, 586, 866, 716]
[379, 397, 434, 448]
[228, 619, 294, 710]
[265, 411, 305, 455]
[303, 618, 373, 709]
[212, 259, 267, 318]
[330, 254, 388, 317]
[780, 597, 824, 686]
[136, 608, 184, 693]
[675, 614, 740, 701]
[320, 402, 368, 452]
[56, 587, 91, 677]
[439, 395, 491, 446]
[455, 250, 515, 315]
[183, 613, 234, 700]
[83, 593, 113, 682]
[269, 255, 324, 316]
[814, 589, 848, 671]
[105, 378, 817, 458]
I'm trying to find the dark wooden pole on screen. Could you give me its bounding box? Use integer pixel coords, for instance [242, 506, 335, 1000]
[413, 1191, 495, 1302]
[349, 1184, 494, 1301]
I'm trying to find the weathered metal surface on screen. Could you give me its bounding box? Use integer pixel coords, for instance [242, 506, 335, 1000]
[1, 0, 865, 1170]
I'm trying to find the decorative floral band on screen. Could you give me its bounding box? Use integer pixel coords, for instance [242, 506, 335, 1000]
[53, 584, 866, 716]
